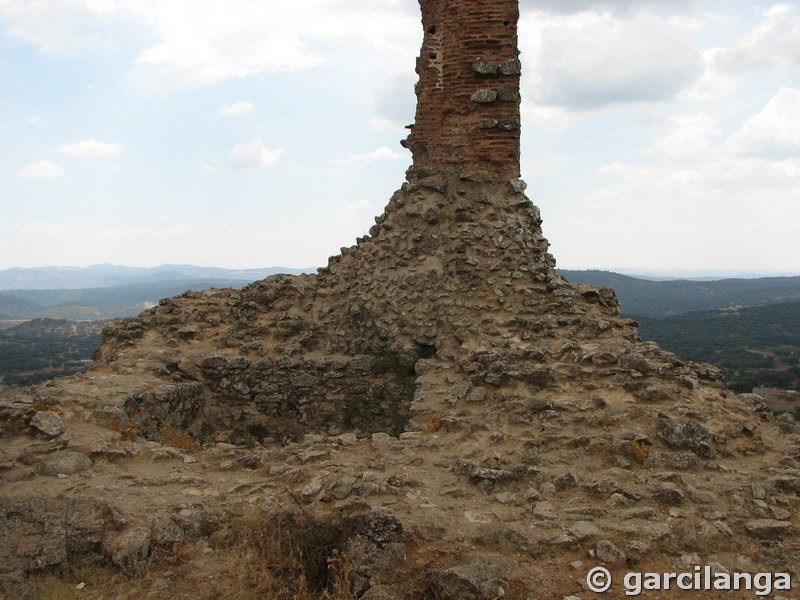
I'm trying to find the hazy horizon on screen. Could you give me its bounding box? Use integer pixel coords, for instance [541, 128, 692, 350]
[2, 262, 800, 283]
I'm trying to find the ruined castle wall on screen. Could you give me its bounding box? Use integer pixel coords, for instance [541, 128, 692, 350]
[198, 354, 415, 439]
[91, 0, 679, 447]
[406, 0, 521, 177]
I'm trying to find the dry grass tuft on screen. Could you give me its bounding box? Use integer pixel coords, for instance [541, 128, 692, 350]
[597, 414, 617, 427]
[0, 415, 28, 434]
[104, 415, 201, 453]
[105, 415, 138, 441]
[157, 425, 202, 454]
[31, 510, 365, 600]
[220, 510, 358, 600]
[428, 414, 442, 432]
[32, 567, 128, 600]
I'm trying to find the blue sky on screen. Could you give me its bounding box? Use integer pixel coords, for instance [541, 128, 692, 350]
[1, 0, 798, 276]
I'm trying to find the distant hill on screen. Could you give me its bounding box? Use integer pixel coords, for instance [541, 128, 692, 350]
[26, 302, 156, 322]
[3, 278, 253, 309]
[635, 301, 800, 392]
[560, 269, 800, 317]
[0, 318, 103, 387]
[0, 263, 312, 291]
[0, 295, 45, 319]
[0, 278, 285, 321]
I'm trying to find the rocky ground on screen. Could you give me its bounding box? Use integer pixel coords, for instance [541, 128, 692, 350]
[2, 347, 799, 599]
[5, 0, 798, 595]
[2, 169, 800, 599]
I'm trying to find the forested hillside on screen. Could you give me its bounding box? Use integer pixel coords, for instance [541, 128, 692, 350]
[636, 301, 800, 392]
[561, 270, 800, 317]
[0, 319, 103, 387]
[0, 279, 252, 320]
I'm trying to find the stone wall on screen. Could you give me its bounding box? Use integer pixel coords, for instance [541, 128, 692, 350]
[197, 353, 416, 439]
[404, 0, 521, 178]
[84, 0, 720, 446]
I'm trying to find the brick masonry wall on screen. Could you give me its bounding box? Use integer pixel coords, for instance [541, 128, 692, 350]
[405, 0, 521, 178]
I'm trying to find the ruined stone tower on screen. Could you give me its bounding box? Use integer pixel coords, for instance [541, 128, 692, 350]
[4, 1, 798, 594]
[87, 0, 712, 439]
[405, 0, 521, 177]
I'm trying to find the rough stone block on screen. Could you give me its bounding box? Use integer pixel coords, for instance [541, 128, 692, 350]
[471, 89, 498, 103]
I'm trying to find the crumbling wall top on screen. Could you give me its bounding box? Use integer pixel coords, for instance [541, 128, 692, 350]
[404, 0, 521, 179]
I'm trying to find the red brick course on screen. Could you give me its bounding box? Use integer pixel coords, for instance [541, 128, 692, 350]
[404, 0, 521, 178]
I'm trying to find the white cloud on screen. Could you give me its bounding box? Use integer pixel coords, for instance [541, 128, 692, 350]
[520, 150, 573, 179]
[596, 132, 799, 196]
[18, 160, 65, 179]
[520, 101, 572, 132]
[58, 139, 125, 155]
[558, 147, 800, 271]
[0, 0, 417, 91]
[123, 3, 322, 89]
[331, 146, 405, 166]
[209, 138, 284, 171]
[727, 87, 800, 158]
[218, 101, 255, 116]
[520, 0, 700, 14]
[531, 12, 704, 110]
[645, 113, 721, 162]
[335, 199, 372, 224]
[209, 228, 245, 240]
[0, 0, 119, 56]
[371, 74, 416, 132]
[368, 117, 407, 134]
[19, 222, 71, 235]
[571, 86, 800, 272]
[679, 47, 740, 103]
[28, 115, 44, 125]
[763, 4, 793, 18]
[120, 0, 417, 92]
[679, 8, 799, 103]
[713, 6, 800, 73]
[100, 224, 190, 238]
